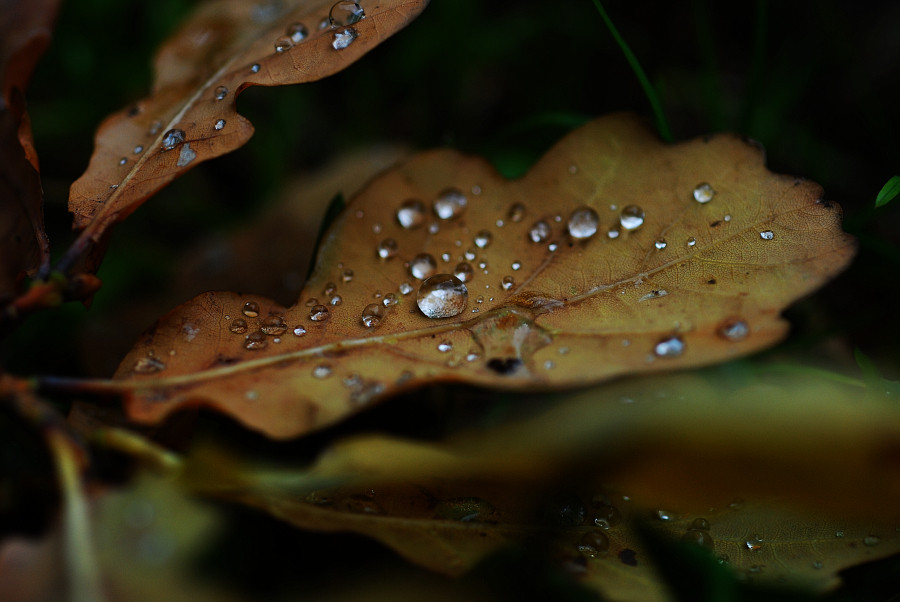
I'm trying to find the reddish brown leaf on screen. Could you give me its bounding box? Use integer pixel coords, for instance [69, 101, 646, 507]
[64, 0, 428, 274]
[109, 114, 855, 439]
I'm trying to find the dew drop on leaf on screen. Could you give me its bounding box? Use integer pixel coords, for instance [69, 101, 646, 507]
[501, 275, 515, 290]
[864, 535, 881, 547]
[305, 297, 319, 307]
[148, 120, 162, 135]
[331, 27, 358, 50]
[244, 331, 267, 350]
[292, 326, 307, 336]
[474, 230, 492, 248]
[654, 336, 684, 358]
[693, 182, 715, 204]
[214, 119, 225, 131]
[655, 239, 667, 249]
[118, 157, 128, 166]
[417, 274, 468, 318]
[691, 517, 711, 531]
[507, 202, 526, 223]
[312, 364, 333, 379]
[681, 529, 714, 549]
[619, 205, 645, 231]
[274, 36, 293, 53]
[437, 340, 452, 352]
[567, 206, 599, 240]
[323, 282, 337, 296]
[329, 1, 365, 26]
[578, 531, 610, 558]
[309, 305, 329, 321]
[760, 230, 774, 240]
[433, 188, 467, 220]
[133, 145, 143, 154]
[745, 534, 764, 551]
[287, 22, 308, 43]
[396, 199, 426, 229]
[382, 293, 399, 306]
[341, 269, 354, 283]
[133, 356, 166, 374]
[687, 237, 697, 247]
[260, 315, 286, 335]
[214, 85, 228, 100]
[361, 303, 386, 328]
[718, 319, 749, 341]
[398, 282, 413, 295]
[607, 227, 620, 239]
[330, 295, 342, 306]
[230, 318, 248, 334]
[464, 248, 477, 261]
[242, 301, 260, 317]
[250, 63, 260, 73]
[529, 220, 551, 243]
[376, 238, 398, 259]
[177, 143, 196, 167]
[409, 253, 437, 280]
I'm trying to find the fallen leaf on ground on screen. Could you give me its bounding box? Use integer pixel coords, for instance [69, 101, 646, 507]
[0, 0, 57, 301]
[64, 0, 428, 274]
[106, 113, 857, 439]
[181, 367, 900, 601]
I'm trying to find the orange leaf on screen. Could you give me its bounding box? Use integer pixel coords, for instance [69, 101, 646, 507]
[111, 114, 856, 438]
[64, 0, 428, 273]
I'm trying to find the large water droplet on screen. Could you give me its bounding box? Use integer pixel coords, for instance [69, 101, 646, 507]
[417, 274, 468, 318]
[274, 36, 293, 52]
[361, 303, 386, 328]
[474, 230, 492, 249]
[287, 22, 308, 43]
[376, 238, 398, 259]
[133, 356, 166, 374]
[693, 182, 715, 204]
[230, 318, 248, 334]
[529, 220, 551, 243]
[329, 1, 365, 26]
[396, 199, 426, 229]
[331, 26, 357, 50]
[718, 319, 748, 341]
[242, 301, 260, 317]
[309, 305, 329, 321]
[162, 129, 185, 150]
[214, 85, 228, 101]
[409, 253, 437, 280]
[619, 205, 645, 231]
[759, 230, 774, 240]
[567, 206, 599, 240]
[260, 315, 286, 335]
[433, 188, 467, 220]
[654, 336, 684, 358]
[244, 331, 268, 350]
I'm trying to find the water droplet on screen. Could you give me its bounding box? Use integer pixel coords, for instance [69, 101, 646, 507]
[109, 184, 118, 190]
[687, 237, 697, 247]
[655, 239, 667, 249]
[476, 295, 484, 303]
[250, 63, 260, 73]
[441, 252, 451, 263]
[718, 320, 749, 341]
[396, 199, 426, 229]
[341, 269, 354, 283]
[454, 262, 474, 282]
[511, 261, 522, 271]
[244, 331, 268, 350]
[578, 531, 610, 558]
[331, 26, 357, 50]
[437, 340, 452, 352]
[548, 242, 559, 252]
[323, 281, 337, 296]
[287, 22, 308, 43]
[567, 206, 599, 240]
[242, 301, 260, 317]
[214, 85, 228, 101]
[501, 276, 515, 291]
[133, 145, 143, 154]
[654, 336, 685, 358]
[259, 315, 286, 335]
[474, 230, 492, 248]
[433, 188, 467, 220]
[382, 293, 398, 307]
[812, 561, 824, 570]
[466, 349, 481, 362]
[398, 282, 413, 295]
[309, 305, 329, 321]
[376, 238, 398, 259]
[681, 529, 714, 549]
[529, 220, 551, 243]
[133, 356, 166, 374]
[544, 360, 555, 370]
[118, 157, 127, 166]
[329, 1, 365, 26]
[292, 326, 307, 336]
[656, 509, 674, 521]
[745, 535, 764, 551]
[361, 303, 386, 328]
[230, 318, 248, 334]
[274, 36, 293, 52]
[214, 119, 225, 131]
[417, 274, 468, 318]
[691, 518, 711, 531]
[305, 297, 319, 307]
[759, 230, 774, 240]
[313, 364, 332, 379]
[607, 227, 620, 239]
[724, 214, 732, 222]
[177, 143, 196, 167]
[693, 182, 715, 204]
[464, 248, 477, 261]
[409, 253, 437, 279]
[619, 205, 645, 230]
[507, 202, 526, 223]
[148, 120, 162, 135]
[835, 530, 845, 538]
[864, 535, 881, 547]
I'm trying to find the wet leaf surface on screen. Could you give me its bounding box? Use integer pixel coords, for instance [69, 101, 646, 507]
[0, 0, 56, 300]
[181, 368, 900, 601]
[64, 0, 428, 273]
[112, 114, 856, 439]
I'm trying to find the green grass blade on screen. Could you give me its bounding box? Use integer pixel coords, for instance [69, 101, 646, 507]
[589, 0, 673, 142]
[875, 175, 900, 207]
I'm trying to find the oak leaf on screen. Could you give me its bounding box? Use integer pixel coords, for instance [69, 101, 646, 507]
[63, 0, 428, 273]
[112, 113, 856, 438]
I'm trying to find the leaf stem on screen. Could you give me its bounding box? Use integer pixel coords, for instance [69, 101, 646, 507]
[590, 0, 673, 142]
